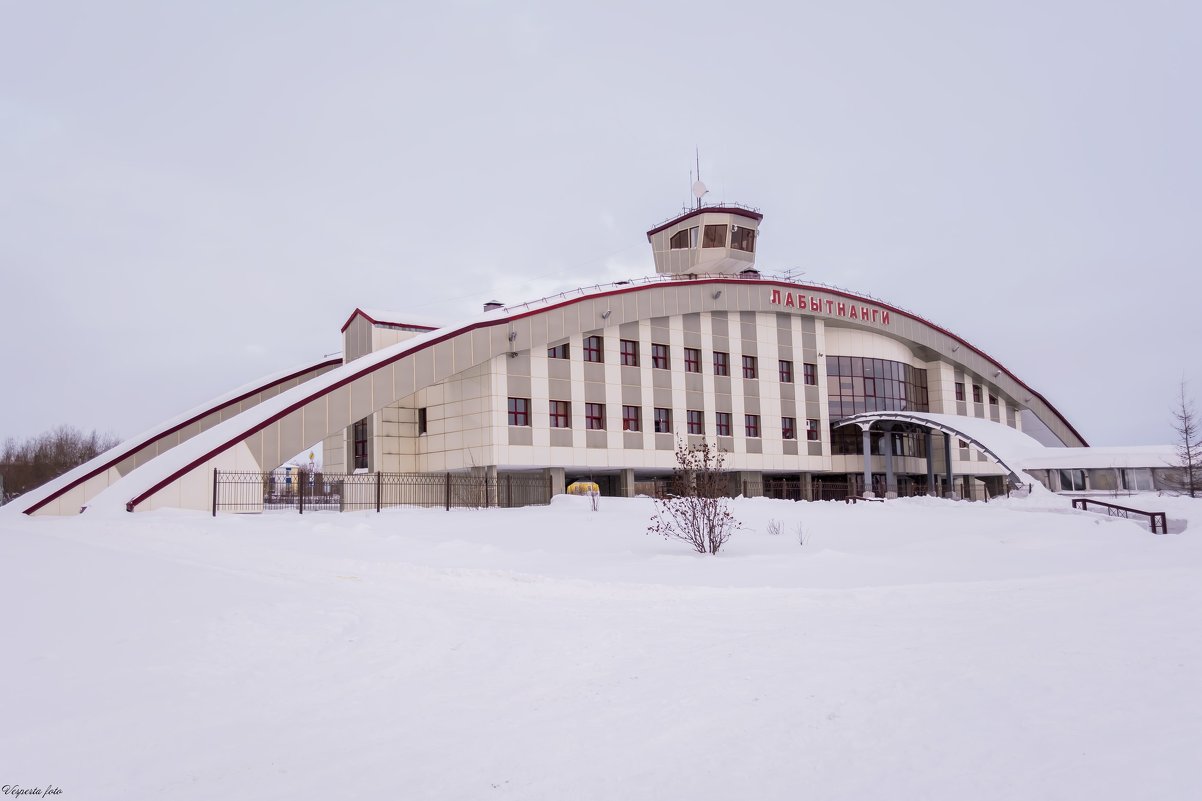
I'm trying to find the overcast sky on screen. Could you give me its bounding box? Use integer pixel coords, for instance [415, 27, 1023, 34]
[2, 0, 1199, 448]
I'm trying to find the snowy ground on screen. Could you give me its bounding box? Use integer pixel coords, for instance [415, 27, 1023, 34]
[2, 490, 1200, 800]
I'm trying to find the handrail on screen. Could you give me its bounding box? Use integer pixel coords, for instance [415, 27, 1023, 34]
[1071, 497, 1168, 534]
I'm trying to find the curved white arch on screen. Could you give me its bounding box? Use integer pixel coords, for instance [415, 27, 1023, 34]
[72, 277, 1084, 514]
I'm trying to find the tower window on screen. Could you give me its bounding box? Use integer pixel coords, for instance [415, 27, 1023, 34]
[730, 225, 755, 252]
[669, 226, 699, 249]
[702, 224, 728, 248]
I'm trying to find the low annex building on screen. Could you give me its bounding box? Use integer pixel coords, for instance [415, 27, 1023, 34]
[7, 202, 1179, 516]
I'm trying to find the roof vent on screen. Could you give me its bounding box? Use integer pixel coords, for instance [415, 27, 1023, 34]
[483, 300, 504, 313]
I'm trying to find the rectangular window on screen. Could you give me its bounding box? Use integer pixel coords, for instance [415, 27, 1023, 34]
[547, 343, 569, 359]
[352, 419, 368, 470]
[954, 382, 965, 402]
[972, 384, 982, 404]
[713, 351, 730, 376]
[702, 224, 727, 248]
[730, 225, 755, 252]
[417, 407, 428, 435]
[686, 409, 704, 435]
[669, 226, 698, 249]
[989, 393, 998, 405]
[651, 343, 670, 369]
[742, 355, 758, 379]
[583, 336, 603, 363]
[806, 418, 820, 441]
[585, 402, 605, 430]
[653, 407, 672, 434]
[507, 397, 531, 427]
[803, 362, 817, 386]
[622, 405, 641, 432]
[779, 360, 794, 383]
[745, 414, 761, 438]
[684, 347, 700, 373]
[619, 339, 639, 367]
[782, 417, 796, 440]
[549, 400, 571, 428]
[715, 412, 732, 436]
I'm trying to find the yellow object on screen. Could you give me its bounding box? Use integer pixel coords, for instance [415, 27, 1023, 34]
[567, 481, 600, 495]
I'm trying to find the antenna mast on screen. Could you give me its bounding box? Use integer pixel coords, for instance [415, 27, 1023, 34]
[690, 147, 709, 210]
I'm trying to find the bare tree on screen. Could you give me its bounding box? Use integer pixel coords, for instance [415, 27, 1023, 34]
[648, 439, 741, 554]
[0, 425, 120, 502]
[1172, 381, 1201, 498]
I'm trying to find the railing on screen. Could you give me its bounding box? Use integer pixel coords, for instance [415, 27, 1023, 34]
[213, 470, 553, 515]
[1070, 497, 1168, 534]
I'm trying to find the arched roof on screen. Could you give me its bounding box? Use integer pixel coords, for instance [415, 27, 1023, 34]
[51, 275, 1083, 514]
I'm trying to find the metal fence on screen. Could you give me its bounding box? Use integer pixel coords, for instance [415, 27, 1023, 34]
[213, 470, 553, 515]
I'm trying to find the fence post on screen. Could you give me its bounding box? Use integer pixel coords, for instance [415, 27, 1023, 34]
[376, 471, 382, 513]
[212, 468, 218, 517]
[298, 471, 304, 514]
[445, 472, 451, 511]
[507, 475, 512, 508]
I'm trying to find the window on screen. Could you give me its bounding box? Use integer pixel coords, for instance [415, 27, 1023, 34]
[508, 397, 531, 426]
[730, 225, 755, 252]
[1059, 469, 1086, 492]
[806, 419, 820, 441]
[622, 405, 641, 432]
[803, 362, 817, 386]
[779, 360, 794, 383]
[954, 382, 965, 402]
[782, 417, 796, 440]
[824, 356, 929, 419]
[619, 339, 639, 367]
[715, 412, 732, 436]
[651, 343, 670, 369]
[585, 402, 605, 430]
[684, 347, 700, 373]
[686, 409, 704, 435]
[653, 408, 672, 433]
[583, 335, 603, 363]
[972, 384, 982, 404]
[417, 407, 428, 435]
[547, 343, 569, 360]
[352, 419, 368, 470]
[549, 400, 571, 428]
[713, 351, 730, 376]
[958, 439, 969, 450]
[669, 226, 698, 249]
[702, 224, 727, 248]
[989, 393, 998, 405]
[742, 355, 758, 379]
[745, 414, 761, 438]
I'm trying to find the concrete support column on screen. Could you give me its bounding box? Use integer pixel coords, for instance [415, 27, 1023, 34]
[861, 425, 874, 498]
[618, 468, 636, 498]
[544, 467, 566, 497]
[801, 472, 814, 502]
[943, 433, 957, 500]
[883, 426, 897, 499]
[925, 429, 936, 496]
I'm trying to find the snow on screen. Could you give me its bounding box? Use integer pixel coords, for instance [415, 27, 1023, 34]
[3, 492, 1200, 800]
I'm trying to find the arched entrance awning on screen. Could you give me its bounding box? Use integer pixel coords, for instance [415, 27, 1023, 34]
[834, 411, 1049, 492]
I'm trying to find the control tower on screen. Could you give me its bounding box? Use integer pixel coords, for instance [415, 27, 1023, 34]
[646, 203, 763, 276]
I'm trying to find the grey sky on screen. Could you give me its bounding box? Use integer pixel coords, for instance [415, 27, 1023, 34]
[2, 0, 1199, 447]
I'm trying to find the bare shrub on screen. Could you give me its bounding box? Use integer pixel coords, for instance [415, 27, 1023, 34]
[766, 519, 783, 536]
[795, 523, 806, 546]
[648, 440, 741, 554]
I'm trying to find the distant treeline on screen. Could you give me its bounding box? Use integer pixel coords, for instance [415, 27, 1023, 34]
[1, 425, 120, 502]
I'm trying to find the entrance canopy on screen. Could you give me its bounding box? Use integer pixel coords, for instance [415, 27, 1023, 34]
[834, 411, 1050, 488]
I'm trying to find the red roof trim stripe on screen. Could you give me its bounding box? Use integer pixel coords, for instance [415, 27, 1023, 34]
[22, 358, 342, 515]
[125, 279, 1084, 510]
[645, 206, 764, 240]
[340, 308, 440, 334]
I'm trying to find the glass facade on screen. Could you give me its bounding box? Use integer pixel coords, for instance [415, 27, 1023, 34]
[826, 356, 928, 419]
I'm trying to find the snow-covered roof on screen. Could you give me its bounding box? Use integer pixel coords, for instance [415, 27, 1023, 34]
[340, 308, 444, 333]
